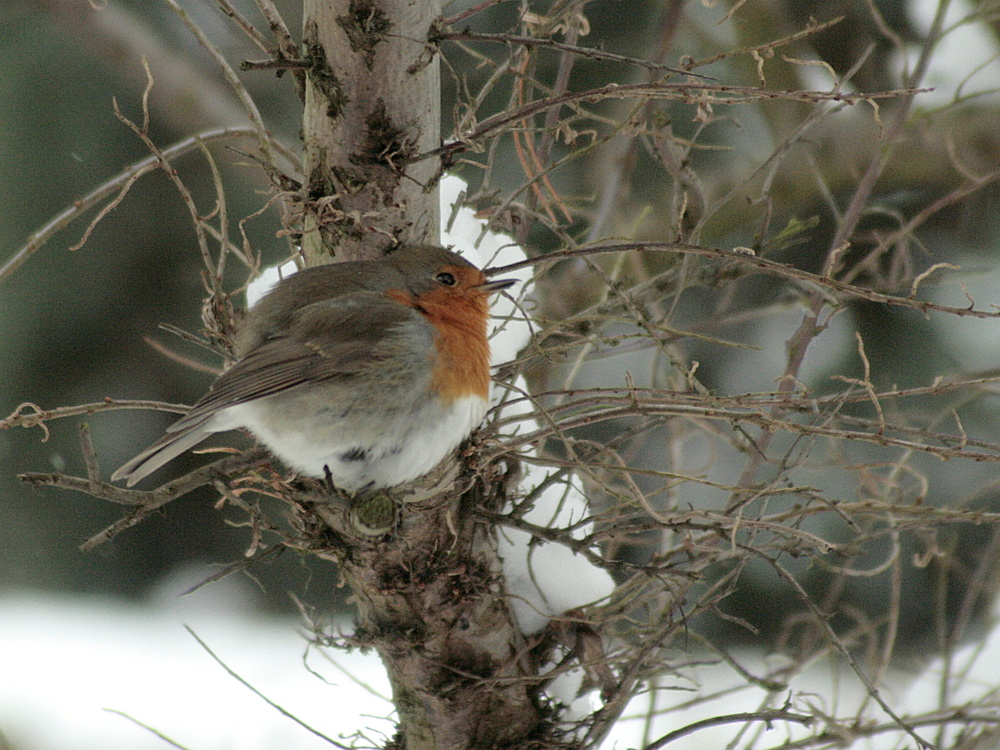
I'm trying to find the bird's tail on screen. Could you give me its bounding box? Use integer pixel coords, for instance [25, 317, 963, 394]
[110, 417, 216, 487]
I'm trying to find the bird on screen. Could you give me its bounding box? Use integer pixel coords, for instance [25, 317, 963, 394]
[111, 245, 516, 491]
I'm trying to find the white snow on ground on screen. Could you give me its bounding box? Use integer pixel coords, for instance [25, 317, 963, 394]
[7, 588, 999, 750]
[0, 584, 393, 750]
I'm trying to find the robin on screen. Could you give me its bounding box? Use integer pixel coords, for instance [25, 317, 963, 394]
[111, 245, 516, 490]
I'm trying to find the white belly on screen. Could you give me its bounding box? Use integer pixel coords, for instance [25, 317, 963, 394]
[215, 393, 489, 491]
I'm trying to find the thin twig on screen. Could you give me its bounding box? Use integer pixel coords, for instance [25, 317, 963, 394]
[215, 0, 272, 53]
[442, 0, 509, 27]
[0, 127, 258, 283]
[251, 0, 306, 97]
[487, 241, 1000, 320]
[20, 449, 271, 550]
[645, 708, 815, 750]
[163, 0, 277, 164]
[437, 30, 694, 75]
[425, 81, 928, 162]
[3, 400, 190, 436]
[79, 423, 101, 482]
[185, 626, 353, 750]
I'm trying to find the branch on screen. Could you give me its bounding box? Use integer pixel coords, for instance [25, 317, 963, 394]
[489, 241, 1000, 320]
[425, 81, 926, 161]
[0, 127, 264, 283]
[436, 30, 693, 75]
[20, 449, 270, 551]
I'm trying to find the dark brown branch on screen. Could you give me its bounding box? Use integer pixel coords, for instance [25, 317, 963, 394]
[645, 708, 815, 750]
[436, 30, 695, 75]
[441, 0, 509, 27]
[240, 57, 313, 71]
[3, 400, 190, 437]
[422, 81, 927, 161]
[487, 241, 1000, 320]
[21, 449, 271, 550]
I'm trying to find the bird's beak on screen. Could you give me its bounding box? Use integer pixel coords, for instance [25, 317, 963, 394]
[479, 278, 517, 294]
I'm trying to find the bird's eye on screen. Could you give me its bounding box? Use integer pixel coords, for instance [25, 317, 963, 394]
[435, 271, 457, 286]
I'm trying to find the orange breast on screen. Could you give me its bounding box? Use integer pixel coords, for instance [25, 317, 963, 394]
[386, 286, 491, 403]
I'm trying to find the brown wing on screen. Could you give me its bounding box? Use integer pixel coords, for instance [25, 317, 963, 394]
[166, 291, 419, 433]
[112, 290, 422, 487]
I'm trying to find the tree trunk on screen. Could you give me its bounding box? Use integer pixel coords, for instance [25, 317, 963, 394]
[309, 474, 543, 749]
[301, 0, 441, 262]
[298, 2, 545, 747]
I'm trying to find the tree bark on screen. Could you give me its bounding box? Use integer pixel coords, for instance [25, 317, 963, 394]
[301, 0, 441, 262]
[298, 2, 546, 747]
[309, 471, 543, 749]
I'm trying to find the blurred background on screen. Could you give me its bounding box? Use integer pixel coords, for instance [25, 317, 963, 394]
[4, 0, 1000, 659]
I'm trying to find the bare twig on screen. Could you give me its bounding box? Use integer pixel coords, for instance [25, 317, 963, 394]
[489, 241, 1000, 320]
[426, 81, 927, 161]
[0, 127, 259, 282]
